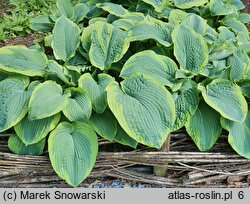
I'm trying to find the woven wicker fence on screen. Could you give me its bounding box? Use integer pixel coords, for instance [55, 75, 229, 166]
[1, 131, 250, 188]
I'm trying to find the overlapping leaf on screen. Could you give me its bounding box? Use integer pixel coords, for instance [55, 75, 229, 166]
[78, 73, 114, 113]
[142, 0, 172, 12]
[96, 2, 144, 20]
[228, 50, 250, 81]
[90, 109, 117, 141]
[8, 134, 46, 156]
[73, 3, 90, 23]
[173, 0, 208, 9]
[57, 0, 74, 19]
[63, 88, 92, 122]
[172, 80, 199, 131]
[114, 124, 138, 149]
[169, 9, 189, 26]
[237, 79, 250, 98]
[28, 81, 70, 120]
[30, 16, 54, 32]
[97, 2, 129, 17]
[14, 114, 60, 145]
[230, 0, 245, 10]
[129, 16, 173, 47]
[186, 101, 222, 151]
[47, 60, 72, 85]
[182, 14, 209, 36]
[222, 17, 248, 33]
[210, 0, 237, 16]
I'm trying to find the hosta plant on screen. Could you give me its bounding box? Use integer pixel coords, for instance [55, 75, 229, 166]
[0, 0, 250, 187]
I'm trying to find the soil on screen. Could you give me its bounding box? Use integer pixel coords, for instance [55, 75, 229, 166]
[242, 0, 250, 30]
[0, 0, 10, 16]
[0, 8, 5, 16]
[0, 1, 44, 48]
[0, 34, 44, 48]
[243, 0, 250, 12]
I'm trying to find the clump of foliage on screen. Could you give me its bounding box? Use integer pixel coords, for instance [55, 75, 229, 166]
[0, 0, 57, 40]
[0, 0, 250, 187]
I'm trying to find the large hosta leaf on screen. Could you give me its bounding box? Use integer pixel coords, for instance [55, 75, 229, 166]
[173, 0, 208, 9]
[107, 74, 175, 148]
[199, 79, 248, 122]
[52, 16, 80, 62]
[48, 122, 98, 187]
[0, 76, 35, 132]
[78, 73, 114, 113]
[120, 50, 177, 87]
[172, 80, 199, 131]
[0, 46, 47, 77]
[90, 109, 117, 141]
[129, 16, 173, 47]
[63, 88, 92, 122]
[14, 114, 61, 145]
[28, 81, 70, 120]
[186, 101, 222, 151]
[57, 0, 74, 19]
[8, 134, 45, 156]
[81, 21, 130, 70]
[221, 112, 250, 159]
[172, 25, 208, 74]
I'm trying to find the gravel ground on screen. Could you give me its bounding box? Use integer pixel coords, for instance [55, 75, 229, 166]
[90, 178, 162, 188]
